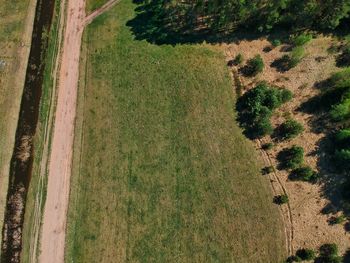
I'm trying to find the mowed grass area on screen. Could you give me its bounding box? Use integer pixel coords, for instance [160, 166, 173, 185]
[0, 0, 36, 240]
[66, 1, 286, 262]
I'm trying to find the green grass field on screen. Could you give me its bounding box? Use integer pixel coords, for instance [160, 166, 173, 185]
[65, 1, 286, 262]
[86, 0, 109, 14]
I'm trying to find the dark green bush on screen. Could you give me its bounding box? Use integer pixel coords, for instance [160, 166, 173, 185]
[296, 248, 316, 260]
[279, 89, 293, 103]
[289, 166, 319, 182]
[262, 166, 274, 175]
[277, 145, 304, 169]
[262, 142, 274, 150]
[271, 39, 281, 47]
[286, 255, 302, 262]
[320, 244, 338, 257]
[253, 116, 273, 137]
[279, 119, 304, 140]
[317, 243, 342, 263]
[246, 55, 264, 76]
[274, 194, 289, 205]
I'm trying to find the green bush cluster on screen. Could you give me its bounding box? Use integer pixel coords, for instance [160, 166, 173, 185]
[278, 119, 304, 140]
[287, 244, 342, 263]
[237, 83, 293, 138]
[277, 145, 304, 170]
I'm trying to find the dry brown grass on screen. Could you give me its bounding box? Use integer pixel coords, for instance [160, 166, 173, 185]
[224, 36, 350, 255]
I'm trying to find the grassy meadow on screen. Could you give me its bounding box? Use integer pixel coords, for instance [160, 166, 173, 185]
[86, 0, 109, 14]
[0, 0, 37, 242]
[65, 1, 286, 262]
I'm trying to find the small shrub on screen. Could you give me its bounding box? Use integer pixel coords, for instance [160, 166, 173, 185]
[262, 166, 274, 175]
[317, 244, 342, 263]
[291, 33, 313, 47]
[289, 166, 319, 182]
[274, 194, 289, 205]
[279, 88, 293, 103]
[245, 55, 264, 76]
[289, 46, 305, 68]
[329, 215, 346, 225]
[271, 39, 281, 47]
[320, 243, 338, 257]
[277, 145, 304, 169]
[279, 119, 304, 140]
[296, 248, 316, 260]
[234, 53, 244, 65]
[262, 142, 274, 150]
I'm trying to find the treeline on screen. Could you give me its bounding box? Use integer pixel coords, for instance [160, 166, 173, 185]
[141, 0, 350, 33]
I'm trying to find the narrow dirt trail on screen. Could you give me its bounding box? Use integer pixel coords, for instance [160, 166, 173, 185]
[39, 0, 119, 262]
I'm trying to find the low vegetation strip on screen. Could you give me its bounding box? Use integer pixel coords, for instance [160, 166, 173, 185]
[0, 0, 37, 245]
[65, 1, 286, 262]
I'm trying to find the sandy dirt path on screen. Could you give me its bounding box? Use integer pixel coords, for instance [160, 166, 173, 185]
[39, 0, 119, 262]
[38, 0, 85, 261]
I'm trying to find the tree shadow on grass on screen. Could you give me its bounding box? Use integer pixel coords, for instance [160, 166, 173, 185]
[126, 0, 291, 46]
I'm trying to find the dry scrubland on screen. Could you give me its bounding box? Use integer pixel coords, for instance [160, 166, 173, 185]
[65, 0, 286, 262]
[225, 36, 350, 254]
[0, 0, 37, 243]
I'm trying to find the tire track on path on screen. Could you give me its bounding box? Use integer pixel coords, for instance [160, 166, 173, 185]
[39, 1, 120, 262]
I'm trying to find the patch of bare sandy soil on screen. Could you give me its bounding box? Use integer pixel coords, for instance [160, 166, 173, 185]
[223, 36, 350, 256]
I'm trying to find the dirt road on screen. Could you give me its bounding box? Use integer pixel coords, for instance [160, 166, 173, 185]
[39, 0, 119, 262]
[38, 0, 85, 261]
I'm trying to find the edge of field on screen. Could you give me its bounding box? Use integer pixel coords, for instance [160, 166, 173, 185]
[0, 0, 38, 249]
